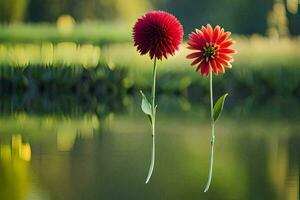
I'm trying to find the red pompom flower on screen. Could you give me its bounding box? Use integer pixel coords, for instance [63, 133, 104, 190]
[186, 24, 236, 76]
[133, 11, 184, 60]
[133, 11, 183, 184]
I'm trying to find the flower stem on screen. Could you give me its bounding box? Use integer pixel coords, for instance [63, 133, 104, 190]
[204, 68, 215, 192]
[145, 57, 157, 184]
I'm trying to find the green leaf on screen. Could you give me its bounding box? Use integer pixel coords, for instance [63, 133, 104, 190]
[213, 93, 228, 122]
[140, 90, 152, 124]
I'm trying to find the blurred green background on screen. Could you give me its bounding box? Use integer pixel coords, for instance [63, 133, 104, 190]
[1, 0, 300, 35]
[0, 0, 299, 200]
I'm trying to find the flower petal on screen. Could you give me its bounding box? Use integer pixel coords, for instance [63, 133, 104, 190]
[186, 51, 203, 59]
[217, 31, 231, 44]
[201, 26, 211, 43]
[220, 40, 235, 48]
[212, 25, 221, 43]
[218, 53, 233, 62]
[225, 62, 232, 68]
[200, 61, 210, 76]
[215, 60, 225, 73]
[206, 24, 213, 42]
[187, 41, 201, 50]
[191, 57, 204, 65]
[195, 59, 204, 71]
[219, 48, 236, 54]
[210, 59, 218, 75]
[215, 57, 230, 66]
[189, 32, 206, 46]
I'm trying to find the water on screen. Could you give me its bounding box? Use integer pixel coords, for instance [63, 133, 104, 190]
[0, 97, 299, 200]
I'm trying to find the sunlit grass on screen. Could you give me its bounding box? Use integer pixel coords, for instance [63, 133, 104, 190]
[0, 35, 298, 69]
[0, 36, 299, 97]
[0, 42, 100, 67]
[0, 22, 131, 45]
[103, 35, 300, 71]
[102, 36, 300, 89]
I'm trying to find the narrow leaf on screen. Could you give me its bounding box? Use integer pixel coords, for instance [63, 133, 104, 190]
[140, 90, 152, 124]
[213, 93, 228, 122]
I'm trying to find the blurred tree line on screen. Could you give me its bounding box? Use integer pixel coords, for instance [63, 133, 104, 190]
[0, 0, 299, 35]
[157, 0, 300, 36]
[0, 0, 151, 23]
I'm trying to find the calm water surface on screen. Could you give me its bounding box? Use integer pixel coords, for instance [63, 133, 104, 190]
[0, 98, 299, 200]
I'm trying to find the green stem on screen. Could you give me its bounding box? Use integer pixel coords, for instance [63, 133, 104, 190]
[204, 68, 215, 192]
[145, 57, 157, 184]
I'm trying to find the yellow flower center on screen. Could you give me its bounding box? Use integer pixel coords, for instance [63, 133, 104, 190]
[203, 44, 216, 59]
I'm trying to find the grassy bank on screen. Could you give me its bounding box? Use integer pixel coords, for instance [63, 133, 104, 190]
[0, 36, 299, 101]
[103, 36, 300, 99]
[0, 42, 100, 67]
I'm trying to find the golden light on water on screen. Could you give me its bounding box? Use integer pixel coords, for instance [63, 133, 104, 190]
[0, 135, 31, 162]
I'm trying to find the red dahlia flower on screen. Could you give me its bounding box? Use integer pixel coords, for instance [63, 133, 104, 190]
[186, 24, 236, 76]
[133, 11, 184, 60]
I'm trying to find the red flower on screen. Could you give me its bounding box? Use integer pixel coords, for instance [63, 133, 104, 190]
[186, 24, 236, 76]
[133, 11, 184, 60]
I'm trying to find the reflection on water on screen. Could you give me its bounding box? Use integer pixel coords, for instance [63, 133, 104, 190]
[0, 98, 299, 200]
[1, 135, 31, 162]
[0, 135, 31, 200]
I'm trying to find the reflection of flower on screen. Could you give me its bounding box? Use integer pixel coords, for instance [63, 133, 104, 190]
[187, 24, 236, 76]
[133, 11, 184, 60]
